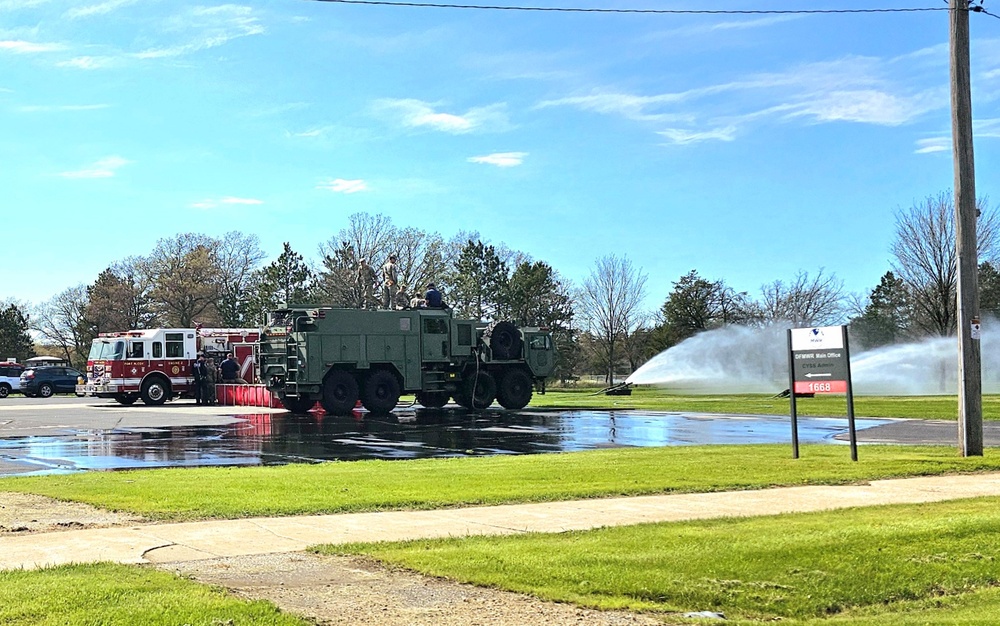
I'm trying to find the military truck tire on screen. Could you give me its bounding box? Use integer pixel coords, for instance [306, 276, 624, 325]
[280, 395, 315, 414]
[114, 393, 139, 405]
[484, 320, 522, 361]
[458, 370, 496, 409]
[140, 377, 169, 406]
[322, 370, 359, 415]
[362, 370, 400, 415]
[497, 369, 533, 410]
[416, 391, 449, 409]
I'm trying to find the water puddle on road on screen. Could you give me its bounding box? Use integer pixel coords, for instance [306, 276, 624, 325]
[0, 409, 888, 475]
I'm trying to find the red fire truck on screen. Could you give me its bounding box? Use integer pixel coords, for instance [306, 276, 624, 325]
[75, 327, 260, 405]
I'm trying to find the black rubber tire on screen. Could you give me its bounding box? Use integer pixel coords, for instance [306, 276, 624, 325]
[496, 369, 533, 410]
[416, 391, 449, 409]
[0, 383, 9, 398]
[484, 320, 522, 361]
[459, 370, 496, 409]
[361, 370, 401, 415]
[140, 377, 169, 406]
[322, 369, 359, 415]
[452, 392, 472, 409]
[280, 395, 316, 414]
[38, 383, 54, 398]
[114, 393, 139, 405]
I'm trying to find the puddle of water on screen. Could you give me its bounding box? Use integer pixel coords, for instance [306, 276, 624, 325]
[0, 409, 888, 475]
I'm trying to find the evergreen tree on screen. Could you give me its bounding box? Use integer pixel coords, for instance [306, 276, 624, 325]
[0, 303, 35, 362]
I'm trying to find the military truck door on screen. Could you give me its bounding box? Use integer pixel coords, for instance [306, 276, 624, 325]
[526, 333, 554, 376]
[420, 315, 450, 361]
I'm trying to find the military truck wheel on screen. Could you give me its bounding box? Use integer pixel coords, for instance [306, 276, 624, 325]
[140, 377, 169, 406]
[416, 391, 449, 409]
[459, 370, 496, 409]
[362, 370, 400, 415]
[280, 395, 315, 414]
[496, 369, 533, 410]
[114, 393, 138, 405]
[484, 320, 522, 361]
[322, 370, 359, 415]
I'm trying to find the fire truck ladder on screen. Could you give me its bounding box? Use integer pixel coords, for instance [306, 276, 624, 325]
[283, 336, 301, 396]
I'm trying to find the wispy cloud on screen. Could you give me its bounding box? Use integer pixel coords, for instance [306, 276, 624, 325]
[467, 152, 528, 167]
[66, 0, 137, 19]
[978, 118, 1000, 138]
[59, 156, 129, 179]
[135, 4, 264, 59]
[372, 99, 511, 134]
[56, 56, 115, 70]
[659, 126, 736, 145]
[540, 55, 946, 145]
[914, 137, 949, 154]
[190, 196, 263, 209]
[17, 103, 109, 112]
[0, 0, 49, 12]
[0, 40, 63, 53]
[317, 178, 369, 194]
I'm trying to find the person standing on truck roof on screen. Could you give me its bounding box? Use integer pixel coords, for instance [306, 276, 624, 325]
[220, 353, 247, 385]
[192, 354, 207, 405]
[355, 258, 377, 309]
[381, 254, 399, 309]
[424, 282, 443, 308]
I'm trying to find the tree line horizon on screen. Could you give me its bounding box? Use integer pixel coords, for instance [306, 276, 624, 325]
[1, 191, 996, 385]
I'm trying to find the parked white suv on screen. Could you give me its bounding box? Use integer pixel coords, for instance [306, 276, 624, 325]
[0, 362, 25, 398]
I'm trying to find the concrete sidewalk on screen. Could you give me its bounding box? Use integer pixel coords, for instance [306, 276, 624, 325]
[4, 472, 1000, 571]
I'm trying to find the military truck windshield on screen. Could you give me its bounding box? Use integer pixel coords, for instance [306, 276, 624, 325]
[89, 340, 125, 360]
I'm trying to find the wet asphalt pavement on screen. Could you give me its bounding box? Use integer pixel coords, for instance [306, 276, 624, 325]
[0, 396, 993, 476]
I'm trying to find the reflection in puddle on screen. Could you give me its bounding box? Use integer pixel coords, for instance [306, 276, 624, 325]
[0, 409, 889, 475]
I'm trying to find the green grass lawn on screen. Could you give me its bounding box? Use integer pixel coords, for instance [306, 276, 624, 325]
[1, 445, 1000, 520]
[534, 386, 1000, 420]
[324, 497, 1000, 625]
[0, 562, 308, 625]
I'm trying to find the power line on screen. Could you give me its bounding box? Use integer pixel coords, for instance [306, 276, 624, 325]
[308, 0, 954, 16]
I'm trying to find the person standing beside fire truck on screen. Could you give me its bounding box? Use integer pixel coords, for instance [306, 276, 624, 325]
[192, 354, 208, 405]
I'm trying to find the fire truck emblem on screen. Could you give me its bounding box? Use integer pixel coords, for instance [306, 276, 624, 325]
[172, 366, 180, 375]
[130, 367, 138, 375]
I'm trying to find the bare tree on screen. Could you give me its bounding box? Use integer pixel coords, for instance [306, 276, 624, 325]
[215, 231, 266, 327]
[146, 233, 222, 327]
[316, 213, 397, 307]
[31, 285, 92, 366]
[578, 254, 648, 385]
[85, 257, 156, 332]
[891, 192, 998, 336]
[758, 269, 844, 327]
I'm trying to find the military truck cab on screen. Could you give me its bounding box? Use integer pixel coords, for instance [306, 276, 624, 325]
[260, 306, 555, 415]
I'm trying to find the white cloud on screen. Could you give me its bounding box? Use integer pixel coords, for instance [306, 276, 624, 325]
[317, 178, 369, 194]
[658, 126, 736, 145]
[914, 137, 949, 154]
[540, 55, 946, 144]
[467, 152, 528, 167]
[372, 99, 511, 134]
[977, 118, 1000, 138]
[0, 40, 63, 53]
[66, 0, 137, 18]
[190, 196, 263, 209]
[56, 56, 115, 70]
[59, 156, 129, 179]
[0, 0, 49, 12]
[135, 4, 264, 59]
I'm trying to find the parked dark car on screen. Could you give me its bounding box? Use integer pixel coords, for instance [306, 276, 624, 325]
[20, 366, 85, 398]
[0, 363, 25, 398]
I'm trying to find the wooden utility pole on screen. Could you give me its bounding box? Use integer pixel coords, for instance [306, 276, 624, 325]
[951, 0, 983, 456]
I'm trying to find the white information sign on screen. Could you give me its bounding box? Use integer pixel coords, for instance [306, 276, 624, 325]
[789, 326, 844, 352]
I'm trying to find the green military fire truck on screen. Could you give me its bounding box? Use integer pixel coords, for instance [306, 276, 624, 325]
[259, 306, 556, 415]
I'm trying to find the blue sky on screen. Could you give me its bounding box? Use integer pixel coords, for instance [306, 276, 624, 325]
[2, 0, 999, 312]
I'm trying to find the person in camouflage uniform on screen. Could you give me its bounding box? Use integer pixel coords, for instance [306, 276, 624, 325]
[381, 254, 399, 309]
[355, 258, 377, 309]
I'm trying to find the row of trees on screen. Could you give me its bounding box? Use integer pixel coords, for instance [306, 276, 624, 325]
[5, 192, 993, 384]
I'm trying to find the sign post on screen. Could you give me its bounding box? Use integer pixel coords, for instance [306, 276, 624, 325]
[788, 325, 857, 461]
